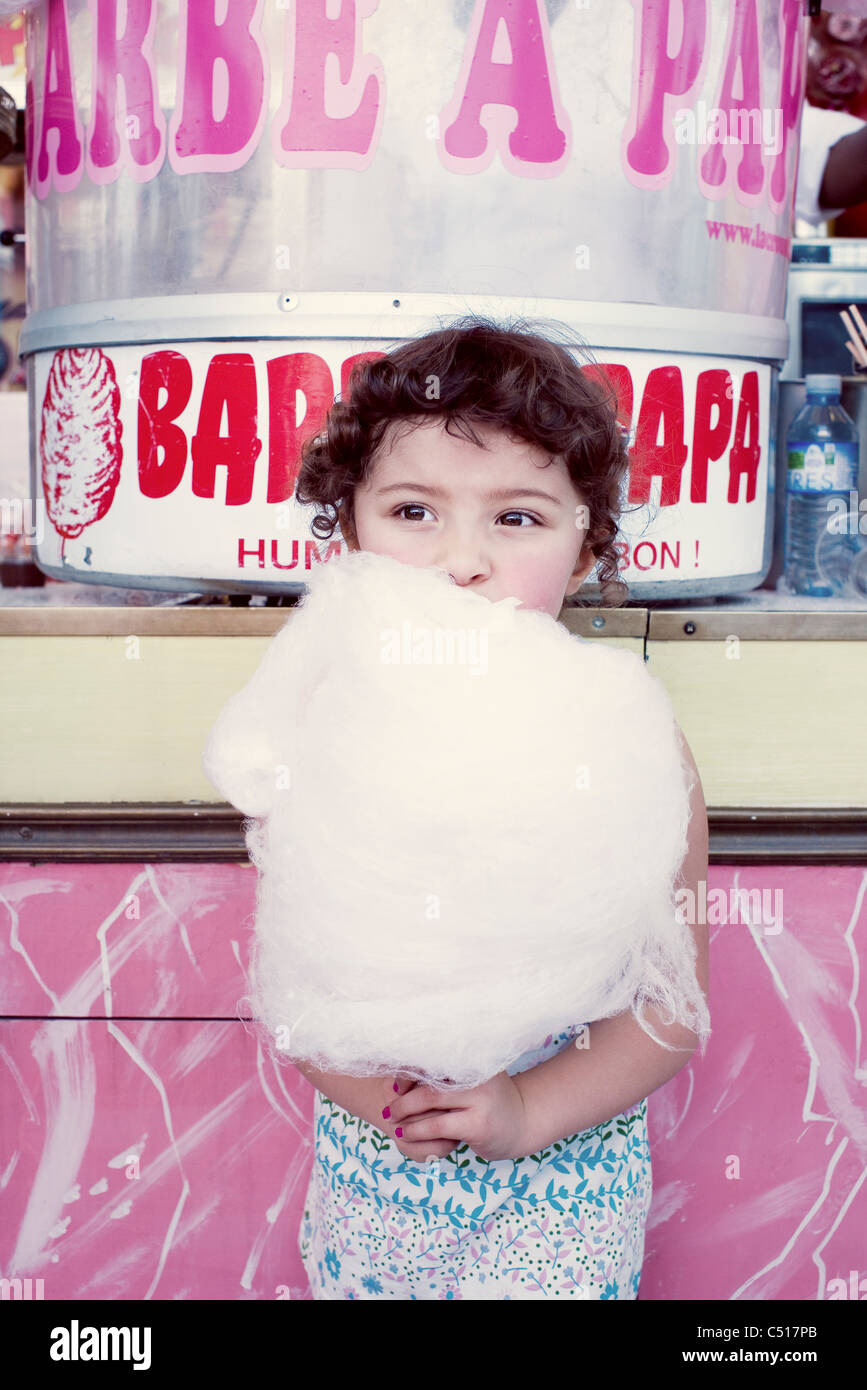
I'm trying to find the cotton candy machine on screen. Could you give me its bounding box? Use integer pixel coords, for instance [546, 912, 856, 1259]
[18, 0, 806, 598]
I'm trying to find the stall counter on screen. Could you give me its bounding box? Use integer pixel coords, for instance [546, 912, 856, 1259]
[1, 606, 865, 1302]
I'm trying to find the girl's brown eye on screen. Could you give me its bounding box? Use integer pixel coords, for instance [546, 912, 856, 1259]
[391, 506, 541, 526]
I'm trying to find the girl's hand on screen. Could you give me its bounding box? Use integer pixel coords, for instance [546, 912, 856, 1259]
[386, 1075, 459, 1163]
[383, 1072, 529, 1163]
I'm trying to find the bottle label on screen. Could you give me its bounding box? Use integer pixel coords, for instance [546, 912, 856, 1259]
[786, 441, 859, 493]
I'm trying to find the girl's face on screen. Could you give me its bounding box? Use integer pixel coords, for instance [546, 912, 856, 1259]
[342, 417, 598, 618]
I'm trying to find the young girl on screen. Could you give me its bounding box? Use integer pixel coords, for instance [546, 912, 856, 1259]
[280, 317, 710, 1301]
[213, 317, 710, 1300]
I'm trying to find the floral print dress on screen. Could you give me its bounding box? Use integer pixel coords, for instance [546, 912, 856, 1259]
[298, 1026, 652, 1300]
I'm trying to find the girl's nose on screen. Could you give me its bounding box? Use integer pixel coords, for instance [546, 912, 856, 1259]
[441, 559, 489, 586]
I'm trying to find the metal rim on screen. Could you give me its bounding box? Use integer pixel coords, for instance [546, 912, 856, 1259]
[20, 292, 790, 361]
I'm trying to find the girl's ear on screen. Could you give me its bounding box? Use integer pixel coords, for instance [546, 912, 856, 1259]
[337, 504, 358, 551]
[564, 544, 597, 595]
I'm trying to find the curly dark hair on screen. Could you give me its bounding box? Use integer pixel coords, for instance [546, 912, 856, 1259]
[294, 315, 637, 606]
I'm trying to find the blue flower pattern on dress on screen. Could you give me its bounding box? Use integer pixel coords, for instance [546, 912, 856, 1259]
[299, 1027, 652, 1299]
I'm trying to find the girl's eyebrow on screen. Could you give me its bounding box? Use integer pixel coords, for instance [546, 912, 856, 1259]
[374, 483, 564, 507]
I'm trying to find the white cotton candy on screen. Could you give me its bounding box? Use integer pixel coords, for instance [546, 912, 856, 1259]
[203, 549, 710, 1092]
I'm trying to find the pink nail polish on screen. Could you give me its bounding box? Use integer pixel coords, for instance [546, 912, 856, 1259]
[393, 1082, 399, 1092]
[382, 1106, 390, 1119]
[395, 1127, 403, 1138]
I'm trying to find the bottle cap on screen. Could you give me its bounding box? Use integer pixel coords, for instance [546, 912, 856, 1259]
[804, 374, 841, 394]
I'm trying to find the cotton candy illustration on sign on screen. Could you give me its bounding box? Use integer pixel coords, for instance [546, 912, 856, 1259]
[203, 550, 710, 1093]
[40, 348, 123, 561]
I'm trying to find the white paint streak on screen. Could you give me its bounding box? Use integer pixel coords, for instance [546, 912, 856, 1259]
[731, 1137, 849, 1299]
[661, 1065, 693, 1141]
[795, 1023, 834, 1128]
[0, 884, 62, 1011]
[843, 871, 867, 1082]
[711, 1172, 821, 1239]
[254, 1045, 301, 1128]
[711, 1033, 755, 1117]
[240, 1143, 312, 1291]
[270, 1050, 310, 1127]
[108, 1140, 146, 1169]
[94, 871, 152, 1018]
[644, 1178, 690, 1231]
[9, 1021, 96, 1273]
[0, 1042, 41, 1122]
[810, 1158, 867, 1299]
[104, 1020, 190, 1300]
[170, 1022, 234, 1082]
[732, 871, 867, 1299]
[147, 865, 201, 974]
[0, 1149, 20, 1190]
[44, 1081, 256, 1268]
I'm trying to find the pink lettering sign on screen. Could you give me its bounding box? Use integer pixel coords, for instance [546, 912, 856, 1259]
[273, 0, 384, 170]
[628, 365, 689, 506]
[86, 0, 165, 185]
[24, 75, 34, 189]
[622, 0, 707, 191]
[190, 353, 262, 506]
[767, 0, 805, 217]
[727, 368, 760, 502]
[691, 369, 733, 502]
[169, 0, 269, 174]
[20, 0, 801, 243]
[34, 0, 84, 198]
[698, 0, 765, 204]
[266, 352, 333, 505]
[438, 0, 570, 178]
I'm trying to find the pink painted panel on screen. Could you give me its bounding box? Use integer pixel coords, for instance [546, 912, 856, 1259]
[642, 864, 867, 1302]
[0, 861, 259, 1018]
[0, 1017, 314, 1300]
[1, 861, 864, 1301]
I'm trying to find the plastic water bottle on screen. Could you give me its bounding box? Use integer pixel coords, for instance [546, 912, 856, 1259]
[783, 375, 860, 597]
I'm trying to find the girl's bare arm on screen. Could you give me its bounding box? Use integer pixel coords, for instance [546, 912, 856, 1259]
[291, 1058, 398, 1129]
[819, 124, 867, 213]
[292, 1059, 458, 1160]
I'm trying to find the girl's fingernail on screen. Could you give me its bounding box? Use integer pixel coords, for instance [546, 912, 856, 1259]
[393, 1082, 400, 1092]
[381, 1106, 391, 1119]
[395, 1127, 403, 1138]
